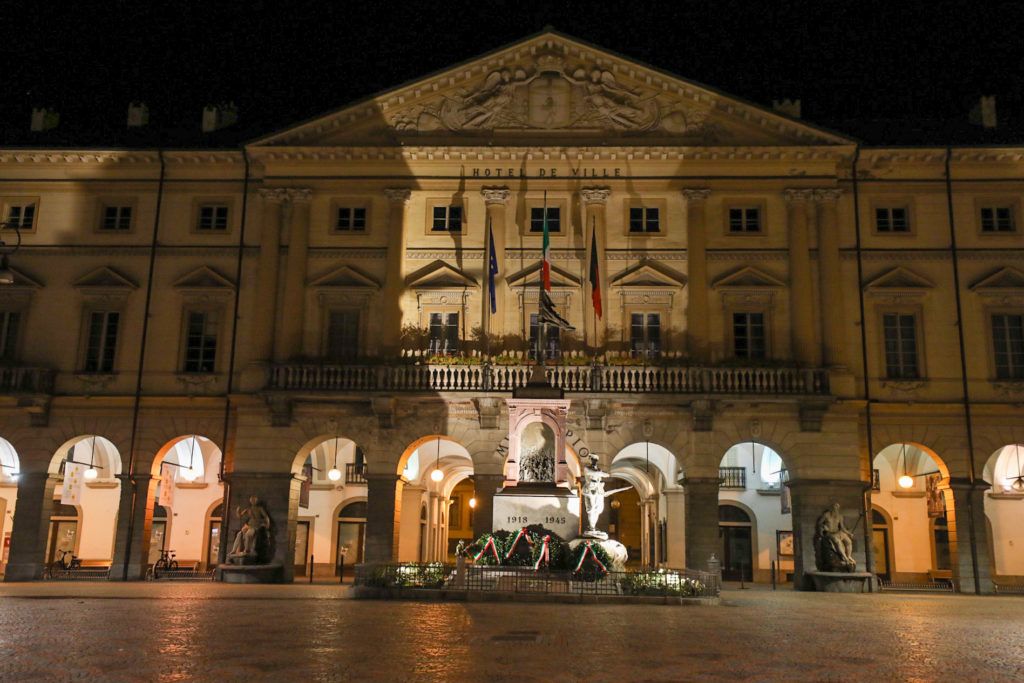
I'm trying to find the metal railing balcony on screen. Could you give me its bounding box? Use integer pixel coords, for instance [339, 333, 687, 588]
[268, 362, 830, 396]
[0, 366, 55, 393]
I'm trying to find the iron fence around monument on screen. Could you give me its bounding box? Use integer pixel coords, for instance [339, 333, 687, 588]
[355, 562, 720, 599]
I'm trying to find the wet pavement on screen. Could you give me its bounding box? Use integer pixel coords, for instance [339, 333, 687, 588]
[0, 582, 1022, 681]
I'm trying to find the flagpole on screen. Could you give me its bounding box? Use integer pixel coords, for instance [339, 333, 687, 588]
[538, 190, 547, 368]
[486, 214, 493, 360]
[591, 215, 597, 353]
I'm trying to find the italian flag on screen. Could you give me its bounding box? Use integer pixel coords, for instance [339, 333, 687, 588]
[542, 191, 551, 292]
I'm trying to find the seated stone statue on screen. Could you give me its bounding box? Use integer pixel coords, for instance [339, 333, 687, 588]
[814, 503, 856, 572]
[228, 495, 271, 564]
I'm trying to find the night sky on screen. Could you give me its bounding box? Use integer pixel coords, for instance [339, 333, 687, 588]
[5, 0, 1024, 145]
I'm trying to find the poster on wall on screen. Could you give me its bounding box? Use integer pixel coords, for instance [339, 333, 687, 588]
[299, 463, 312, 509]
[777, 530, 794, 557]
[926, 473, 945, 518]
[780, 483, 792, 514]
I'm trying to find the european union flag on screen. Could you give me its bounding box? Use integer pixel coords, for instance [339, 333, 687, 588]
[488, 220, 498, 315]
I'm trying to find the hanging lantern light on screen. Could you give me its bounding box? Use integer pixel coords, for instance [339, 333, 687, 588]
[431, 435, 443, 482]
[468, 497, 477, 509]
[84, 436, 99, 480]
[327, 436, 342, 481]
[897, 443, 914, 489]
[180, 436, 200, 481]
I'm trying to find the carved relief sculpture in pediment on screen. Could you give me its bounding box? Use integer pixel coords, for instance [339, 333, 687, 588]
[388, 50, 711, 136]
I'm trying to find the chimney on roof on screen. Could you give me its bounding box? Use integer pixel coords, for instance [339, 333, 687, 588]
[202, 102, 238, 133]
[30, 108, 59, 132]
[969, 95, 997, 129]
[772, 99, 801, 119]
[127, 102, 149, 128]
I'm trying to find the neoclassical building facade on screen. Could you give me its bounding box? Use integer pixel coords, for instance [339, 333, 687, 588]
[1, 32, 1022, 590]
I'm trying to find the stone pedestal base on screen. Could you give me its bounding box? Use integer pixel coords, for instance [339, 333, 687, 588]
[806, 570, 872, 593]
[216, 563, 284, 584]
[492, 485, 580, 540]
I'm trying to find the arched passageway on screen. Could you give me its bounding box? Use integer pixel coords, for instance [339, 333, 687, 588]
[982, 444, 1024, 581]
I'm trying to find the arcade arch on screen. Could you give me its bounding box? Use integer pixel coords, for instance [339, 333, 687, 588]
[982, 444, 1024, 579]
[0, 438, 19, 576]
[718, 442, 792, 583]
[871, 442, 953, 584]
[608, 441, 684, 568]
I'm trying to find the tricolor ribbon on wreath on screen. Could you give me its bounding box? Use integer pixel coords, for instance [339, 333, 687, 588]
[473, 535, 501, 563]
[533, 535, 552, 571]
[505, 528, 534, 559]
[573, 540, 608, 574]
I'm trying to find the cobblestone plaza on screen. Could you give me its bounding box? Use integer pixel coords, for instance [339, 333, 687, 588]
[0, 583, 1021, 681]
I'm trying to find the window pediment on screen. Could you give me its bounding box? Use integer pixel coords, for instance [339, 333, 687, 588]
[309, 265, 380, 290]
[713, 266, 786, 290]
[173, 266, 235, 303]
[1, 266, 42, 290]
[506, 262, 581, 290]
[609, 262, 686, 289]
[407, 260, 477, 290]
[73, 266, 137, 305]
[864, 266, 934, 301]
[970, 266, 1024, 304]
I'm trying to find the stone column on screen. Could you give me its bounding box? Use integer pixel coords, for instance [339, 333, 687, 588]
[220, 472, 298, 582]
[274, 188, 313, 362]
[481, 188, 511, 342]
[3, 472, 56, 582]
[381, 189, 411, 357]
[681, 477, 720, 570]
[815, 189, 847, 368]
[109, 474, 156, 581]
[682, 189, 712, 362]
[662, 488, 686, 568]
[471, 473, 504, 540]
[364, 474, 401, 563]
[947, 479, 995, 594]
[581, 188, 611, 348]
[252, 188, 287, 363]
[424, 492, 438, 561]
[784, 189, 820, 366]
[788, 479, 868, 591]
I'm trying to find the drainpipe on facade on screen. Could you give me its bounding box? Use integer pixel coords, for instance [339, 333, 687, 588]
[850, 145, 878, 586]
[216, 149, 251, 566]
[121, 150, 166, 580]
[944, 147, 982, 595]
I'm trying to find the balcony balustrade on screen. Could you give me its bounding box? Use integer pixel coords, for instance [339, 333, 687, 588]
[346, 463, 367, 485]
[0, 366, 55, 394]
[719, 466, 747, 489]
[268, 361, 830, 396]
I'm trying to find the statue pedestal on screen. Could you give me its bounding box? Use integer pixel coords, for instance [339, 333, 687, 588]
[216, 563, 284, 584]
[492, 484, 580, 540]
[805, 570, 872, 593]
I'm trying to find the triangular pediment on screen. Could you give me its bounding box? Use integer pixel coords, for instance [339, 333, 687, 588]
[610, 262, 686, 289]
[0, 266, 42, 289]
[73, 266, 137, 290]
[253, 31, 852, 148]
[407, 261, 477, 289]
[970, 266, 1024, 293]
[506, 262, 581, 289]
[864, 266, 934, 291]
[309, 265, 380, 290]
[713, 266, 786, 289]
[172, 266, 235, 290]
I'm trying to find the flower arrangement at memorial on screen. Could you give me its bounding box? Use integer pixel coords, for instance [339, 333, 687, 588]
[570, 539, 613, 581]
[618, 568, 707, 596]
[470, 526, 569, 569]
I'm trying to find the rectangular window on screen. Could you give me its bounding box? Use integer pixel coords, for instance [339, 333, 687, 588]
[183, 311, 218, 373]
[196, 204, 229, 232]
[992, 313, 1024, 380]
[529, 207, 561, 233]
[728, 207, 761, 233]
[427, 312, 459, 355]
[101, 205, 133, 231]
[875, 207, 909, 233]
[529, 313, 561, 360]
[630, 313, 662, 358]
[6, 203, 36, 231]
[733, 312, 766, 360]
[335, 207, 367, 232]
[628, 207, 660, 233]
[84, 311, 119, 373]
[0, 311, 20, 362]
[326, 310, 360, 360]
[980, 206, 1015, 233]
[431, 205, 463, 232]
[883, 313, 919, 379]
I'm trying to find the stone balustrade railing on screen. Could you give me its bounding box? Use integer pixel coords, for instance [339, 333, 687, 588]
[267, 362, 830, 396]
[0, 366, 55, 394]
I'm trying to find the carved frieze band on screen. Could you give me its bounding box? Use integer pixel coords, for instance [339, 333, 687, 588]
[384, 188, 412, 204]
[783, 188, 816, 204]
[258, 188, 288, 203]
[481, 187, 512, 205]
[286, 188, 313, 203]
[681, 188, 711, 203]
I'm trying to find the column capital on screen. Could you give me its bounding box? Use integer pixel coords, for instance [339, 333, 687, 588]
[384, 188, 412, 205]
[681, 188, 711, 203]
[580, 187, 611, 205]
[814, 188, 843, 204]
[783, 188, 816, 204]
[286, 188, 313, 203]
[481, 187, 512, 205]
[257, 187, 288, 203]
